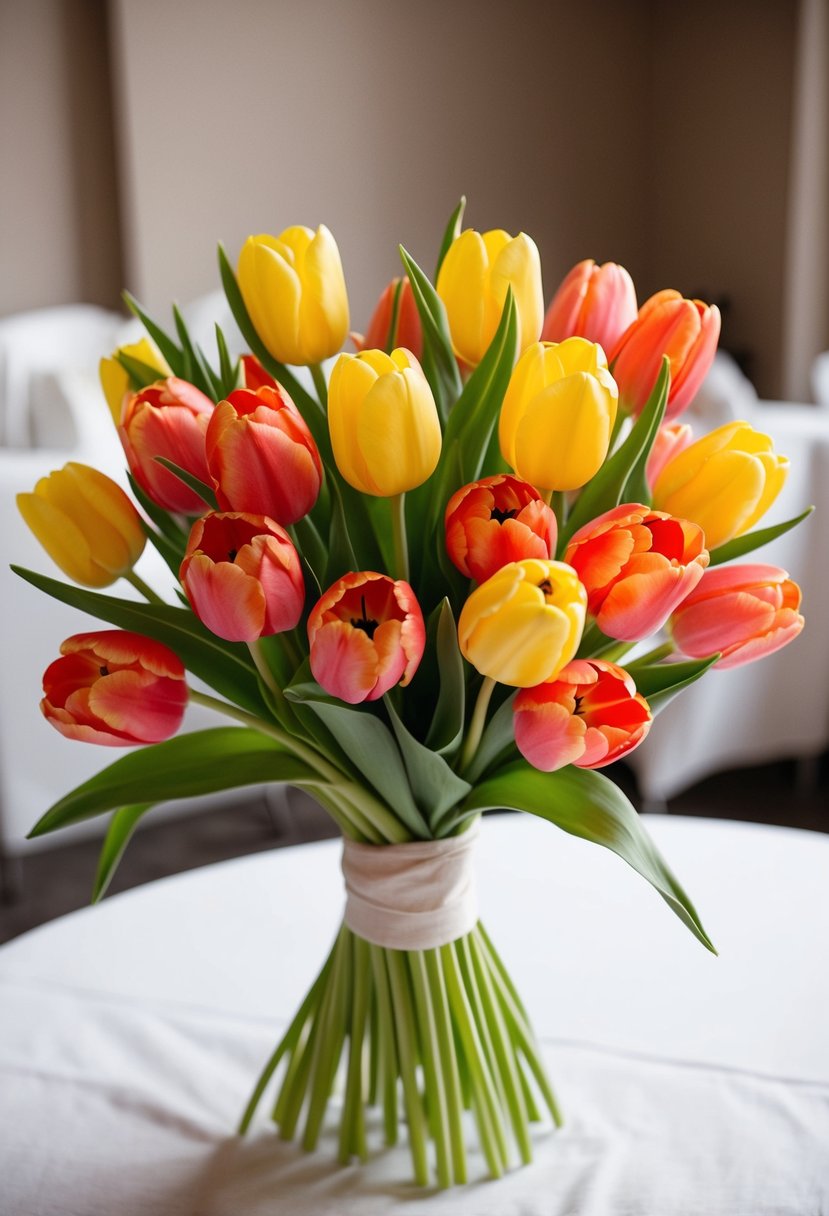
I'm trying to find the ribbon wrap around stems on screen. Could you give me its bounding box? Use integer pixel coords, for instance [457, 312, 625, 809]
[341, 821, 480, 950]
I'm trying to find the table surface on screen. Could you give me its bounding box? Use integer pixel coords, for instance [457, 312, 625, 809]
[2, 812, 828, 1215]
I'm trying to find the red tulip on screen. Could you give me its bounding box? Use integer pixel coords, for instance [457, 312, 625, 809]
[206, 384, 322, 525]
[610, 290, 721, 420]
[669, 564, 804, 669]
[444, 473, 557, 584]
[241, 354, 277, 392]
[119, 377, 214, 514]
[180, 512, 305, 642]
[354, 277, 423, 360]
[41, 630, 188, 746]
[564, 503, 709, 641]
[646, 421, 694, 490]
[541, 259, 637, 355]
[514, 658, 651, 771]
[308, 571, 426, 704]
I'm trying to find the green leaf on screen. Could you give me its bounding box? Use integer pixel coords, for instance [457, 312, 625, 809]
[460, 762, 715, 952]
[323, 478, 359, 587]
[626, 654, 720, 713]
[292, 514, 327, 587]
[384, 696, 471, 828]
[384, 278, 404, 355]
[123, 291, 185, 378]
[215, 324, 241, 396]
[560, 357, 670, 548]
[115, 352, 167, 391]
[399, 245, 463, 423]
[127, 473, 189, 546]
[172, 304, 217, 399]
[285, 682, 430, 839]
[460, 689, 517, 785]
[708, 506, 815, 566]
[29, 727, 320, 838]
[140, 518, 186, 579]
[154, 457, 219, 510]
[12, 566, 266, 715]
[92, 804, 152, 902]
[423, 599, 466, 755]
[435, 195, 466, 280]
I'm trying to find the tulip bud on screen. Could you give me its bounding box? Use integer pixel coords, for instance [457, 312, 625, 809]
[237, 225, 349, 366]
[355, 277, 423, 360]
[180, 512, 305, 643]
[206, 384, 322, 525]
[41, 630, 188, 746]
[652, 420, 789, 550]
[307, 571, 426, 704]
[458, 559, 586, 687]
[17, 462, 146, 588]
[498, 338, 618, 493]
[437, 228, 543, 366]
[444, 473, 557, 584]
[241, 354, 277, 392]
[514, 659, 651, 772]
[610, 289, 721, 420]
[669, 564, 804, 670]
[119, 377, 214, 515]
[541, 259, 637, 354]
[646, 421, 694, 490]
[99, 338, 172, 425]
[564, 504, 709, 642]
[328, 348, 441, 496]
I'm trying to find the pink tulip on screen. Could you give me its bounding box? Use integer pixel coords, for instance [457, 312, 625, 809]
[41, 630, 188, 746]
[669, 564, 804, 669]
[514, 658, 651, 771]
[308, 571, 426, 704]
[541, 259, 637, 355]
[564, 503, 709, 641]
[646, 421, 694, 489]
[206, 384, 322, 525]
[610, 289, 721, 420]
[119, 377, 214, 514]
[445, 473, 557, 584]
[354, 277, 423, 360]
[180, 512, 305, 642]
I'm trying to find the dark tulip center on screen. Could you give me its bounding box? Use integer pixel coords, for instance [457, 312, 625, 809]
[99, 666, 109, 677]
[538, 579, 553, 596]
[491, 507, 518, 524]
[228, 548, 238, 562]
[351, 594, 379, 640]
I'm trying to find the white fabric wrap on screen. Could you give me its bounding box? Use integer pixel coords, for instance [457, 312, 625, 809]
[341, 823, 480, 950]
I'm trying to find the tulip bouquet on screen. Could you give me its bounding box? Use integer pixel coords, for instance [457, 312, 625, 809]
[14, 203, 809, 1188]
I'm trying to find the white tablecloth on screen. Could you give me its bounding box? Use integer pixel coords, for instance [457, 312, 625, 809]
[1, 814, 827, 1214]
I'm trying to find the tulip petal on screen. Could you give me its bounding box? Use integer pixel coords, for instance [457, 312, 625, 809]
[183, 555, 266, 643]
[89, 669, 188, 743]
[309, 621, 383, 704]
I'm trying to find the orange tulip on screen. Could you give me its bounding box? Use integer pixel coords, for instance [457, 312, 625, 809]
[669, 564, 804, 669]
[206, 384, 322, 525]
[541, 259, 637, 355]
[610, 290, 721, 420]
[308, 571, 426, 704]
[514, 658, 651, 771]
[646, 421, 694, 490]
[444, 473, 557, 584]
[564, 503, 709, 641]
[119, 377, 214, 514]
[41, 631, 188, 746]
[354, 277, 423, 360]
[180, 513, 304, 643]
[241, 354, 278, 392]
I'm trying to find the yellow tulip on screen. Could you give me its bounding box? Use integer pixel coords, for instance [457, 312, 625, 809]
[99, 339, 171, 425]
[498, 338, 618, 492]
[328, 348, 442, 496]
[652, 420, 789, 549]
[17, 462, 146, 588]
[436, 228, 543, 366]
[458, 558, 586, 687]
[237, 225, 349, 365]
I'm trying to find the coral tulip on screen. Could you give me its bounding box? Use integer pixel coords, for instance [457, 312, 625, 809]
[498, 338, 618, 492]
[120, 377, 214, 514]
[354, 277, 422, 360]
[206, 384, 322, 525]
[541, 259, 637, 354]
[437, 228, 543, 366]
[237, 225, 349, 366]
[444, 473, 557, 584]
[328, 348, 441, 496]
[17, 462, 146, 588]
[41, 630, 188, 746]
[646, 421, 694, 490]
[180, 513, 305, 643]
[564, 504, 709, 641]
[652, 420, 789, 550]
[308, 572, 426, 704]
[669, 564, 804, 669]
[457, 559, 586, 687]
[610, 289, 721, 420]
[99, 338, 171, 425]
[514, 658, 651, 772]
[241, 354, 277, 392]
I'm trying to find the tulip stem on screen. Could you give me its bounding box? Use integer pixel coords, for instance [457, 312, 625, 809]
[310, 363, 328, 409]
[551, 491, 568, 532]
[125, 571, 165, 605]
[631, 641, 674, 666]
[459, 677, 496, 775]
[390, 493, 410, 583]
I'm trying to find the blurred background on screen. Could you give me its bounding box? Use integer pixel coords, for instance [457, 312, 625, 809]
[0, 0, 827, 937]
